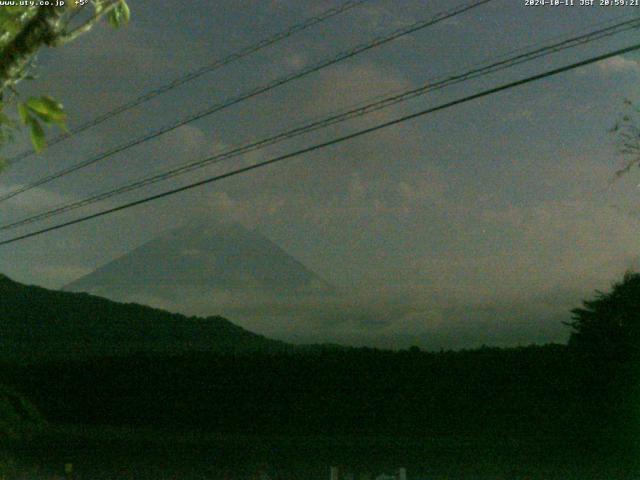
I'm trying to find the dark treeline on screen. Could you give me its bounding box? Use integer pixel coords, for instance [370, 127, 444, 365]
[0, 345, 635, 450]
[1, 272, 639, 477]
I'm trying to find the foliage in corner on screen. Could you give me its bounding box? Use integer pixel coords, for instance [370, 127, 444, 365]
[18, 95, 68, 153]
[0, 1, 130, 168]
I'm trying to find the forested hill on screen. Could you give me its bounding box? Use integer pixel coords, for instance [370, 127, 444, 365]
[0, 274, 290, 359]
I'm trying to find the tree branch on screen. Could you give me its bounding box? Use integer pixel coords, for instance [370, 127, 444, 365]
[54, 1, 121, 46]
[0, 7, 66, 95]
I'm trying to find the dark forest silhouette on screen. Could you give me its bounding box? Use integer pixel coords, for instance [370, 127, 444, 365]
[566, 271, 640, 358]
[0, 271, 638, 478]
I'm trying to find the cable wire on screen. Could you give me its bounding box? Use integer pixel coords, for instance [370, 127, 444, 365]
[5, 0, 372, 165]
[0, 0, 494, 204]
[2, 16, 638, 232]
[1, 41, 638, 246]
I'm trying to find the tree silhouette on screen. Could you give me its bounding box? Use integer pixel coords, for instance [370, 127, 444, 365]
[566, 271, 640, 357]
[611, 99, 640, 179]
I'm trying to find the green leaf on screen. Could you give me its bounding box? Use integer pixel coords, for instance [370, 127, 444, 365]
[25, 96, 67, 125]
[17, 103, 30, 125]
[28, 118, 46, 153]
[119, 1, 130, 24]
[107, 10, 118, 27]
[108, 0, 130, 28]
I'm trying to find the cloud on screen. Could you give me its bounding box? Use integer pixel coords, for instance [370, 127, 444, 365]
[76, 280, 569, 350]
[597, 55, 640, 75]
[357, 3, 415, 32]
[427, 198, 640, 300]
[25, 264, 94, 287]
[185, 190, 287, 227]
[299, 62, 411, 120]
[505, 109, 534, 123]
[0, 185, 84, 230]
[283, 51, 308, 70]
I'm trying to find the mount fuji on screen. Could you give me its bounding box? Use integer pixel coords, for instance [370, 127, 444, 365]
[63, 221, 335, 326]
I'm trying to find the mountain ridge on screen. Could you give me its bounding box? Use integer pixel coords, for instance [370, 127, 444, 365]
[0, 273, 291, 360]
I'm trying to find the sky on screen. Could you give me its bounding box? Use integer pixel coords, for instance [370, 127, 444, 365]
[1, 0, 640, 348]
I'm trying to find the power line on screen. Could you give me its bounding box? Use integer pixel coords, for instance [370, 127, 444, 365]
[5, 0, 371, 165]
[1, 41, 638, 247]
[0, 0, 494, 204]
[2, 16, 639, 232]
